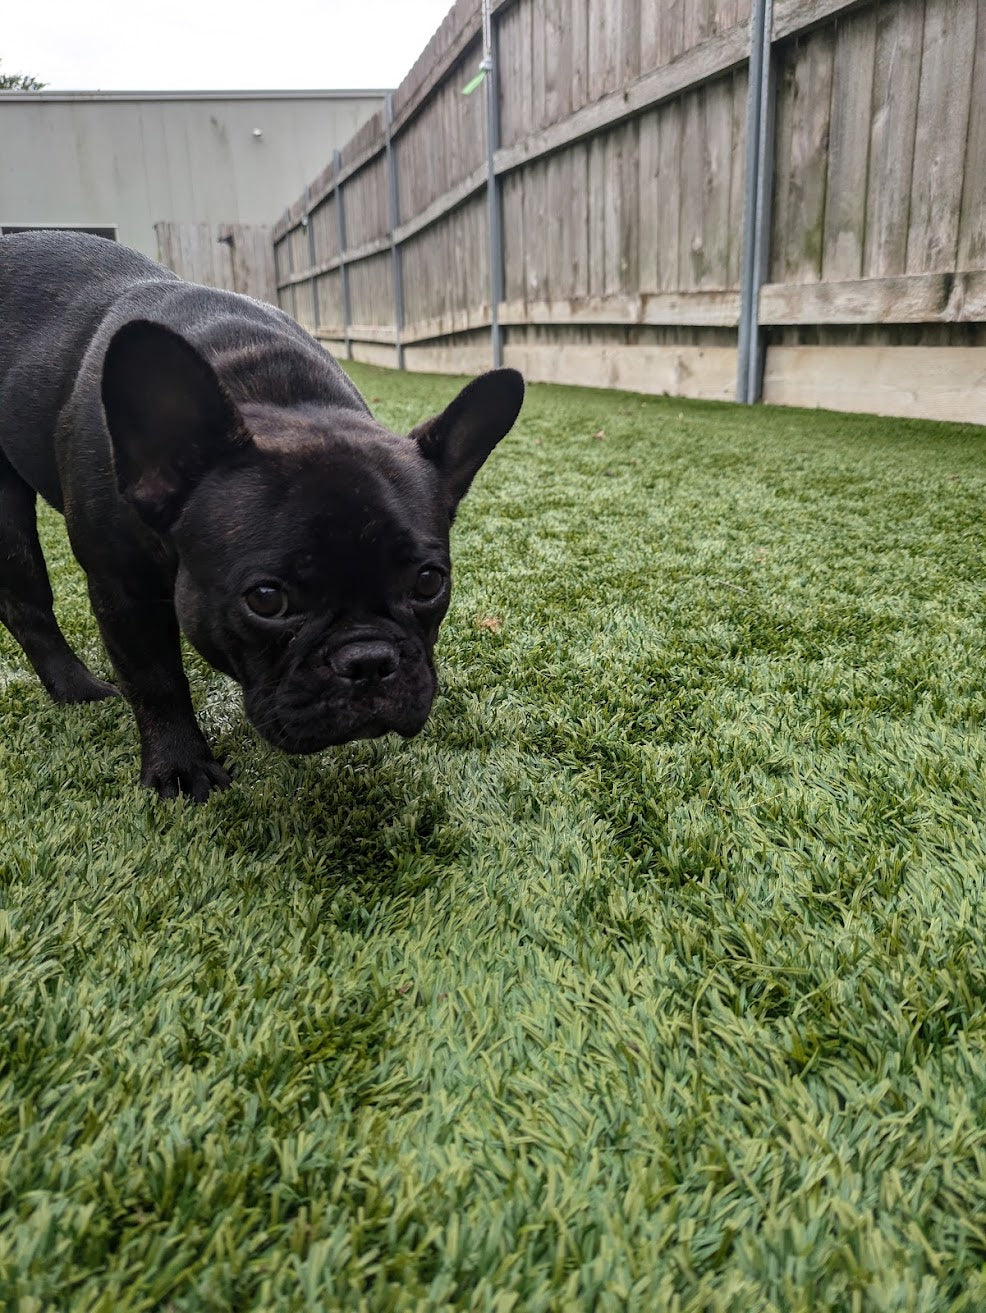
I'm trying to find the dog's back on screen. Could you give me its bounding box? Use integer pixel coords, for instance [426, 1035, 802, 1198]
[0, 230, 367, 506]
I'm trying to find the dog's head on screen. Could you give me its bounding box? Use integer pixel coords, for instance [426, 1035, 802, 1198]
[101, 320, 524, 752]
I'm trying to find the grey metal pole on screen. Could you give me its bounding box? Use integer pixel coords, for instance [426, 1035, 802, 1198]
[285, 209, 299, 323]
[483, 0, 504, 368]
[736, 0, 773, 404]
[334, 151, 353, 361]
[747, 14, 776, 405]
[385, 92, 406, 370]
[303, 184, 320, 333]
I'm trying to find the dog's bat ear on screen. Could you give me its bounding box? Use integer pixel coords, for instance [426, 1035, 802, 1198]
[102, 319, 252, 531]
[409, 368, 524, 514]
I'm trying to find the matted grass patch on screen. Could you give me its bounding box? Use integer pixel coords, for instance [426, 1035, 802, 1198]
[2, 364, 986, 1310]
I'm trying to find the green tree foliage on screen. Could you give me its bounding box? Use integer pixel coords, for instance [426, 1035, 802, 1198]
[0, 62, 46, 90]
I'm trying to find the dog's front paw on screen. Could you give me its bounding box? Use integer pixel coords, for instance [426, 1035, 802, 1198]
[46, 666, 120, 704]
[140, 745, 232, 803]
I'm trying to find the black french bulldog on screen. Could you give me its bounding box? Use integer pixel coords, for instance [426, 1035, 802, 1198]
[0, 231, 523, 801]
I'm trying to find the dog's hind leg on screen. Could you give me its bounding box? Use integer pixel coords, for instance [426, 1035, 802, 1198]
[0, 452, 118, 702]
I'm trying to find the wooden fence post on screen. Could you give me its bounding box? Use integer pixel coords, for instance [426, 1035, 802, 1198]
[284, 208, 299, 324]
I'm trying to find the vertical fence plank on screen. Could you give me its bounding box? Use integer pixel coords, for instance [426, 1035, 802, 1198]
[700, 76, 735, 289]
[523, 159, 547, 302]
[546, 152, 565, 302]
[543, 0, 570, 125]
[715, 0, 739, 35]
[621, 0, 642, 84]
[531, 0, 547, 130]
[587, 134, 607, 298]
[556, 145, 575, 298]
[678, 88, 705, 289]
[640, 1, 661, 73]
[621, 119, 641, 294]
[823, 9, 876, 282]
[777, 27, 835, 283]
[603, 128, 623, 295]
[589, 0, 619, 102]
[660, 0, 685, 64]
[637, 107, 660, 293]
[727, 68, 749, 290]
[861, 3, 924, 277]
[497, 3, 519, 147]
[515, 0, 534, 142]
[572, 140, 591, 300]
[501, 170, 525, 304]
[906, 0, 978, 273]
[658, 98, 683, 293]
[958, 9, 986, 269]
[571, 0, 591, 111]
[683, 0, 715, 55]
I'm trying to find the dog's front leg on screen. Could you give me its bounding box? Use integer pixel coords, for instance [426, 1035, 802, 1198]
[88, 585, 231, 802]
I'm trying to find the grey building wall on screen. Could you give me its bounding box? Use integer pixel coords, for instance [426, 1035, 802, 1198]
[0, 89, 387, 257]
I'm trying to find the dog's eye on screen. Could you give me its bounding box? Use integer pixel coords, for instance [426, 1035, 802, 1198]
[244, 583, 289, 619]
[413, 567, 445, 601]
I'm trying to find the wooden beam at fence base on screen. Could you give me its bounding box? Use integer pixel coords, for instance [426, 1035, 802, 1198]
[322, 336, 986, 428]
[349, 340, 404, 368]
[318, 338, 347, 358]
[760, 272, 986, 325]
[401, 307, 493, 345]
[405, 342, 497, 377]
[400, 342, 738, 400]
[502, 345, 738, 401]
[762, 347, 986, 425]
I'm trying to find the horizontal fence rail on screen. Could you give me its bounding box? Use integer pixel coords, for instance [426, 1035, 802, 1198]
[273, 0, 986, 425]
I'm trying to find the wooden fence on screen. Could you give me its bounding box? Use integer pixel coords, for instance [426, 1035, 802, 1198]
[156, 222, 277, 304]
[273, 0, 986, 425]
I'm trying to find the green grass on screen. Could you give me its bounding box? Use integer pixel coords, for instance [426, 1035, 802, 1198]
[3, 364, 986, 1311]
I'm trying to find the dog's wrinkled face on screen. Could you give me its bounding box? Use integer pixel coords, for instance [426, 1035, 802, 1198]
[171, 430, 453, 752]
[101, 320, 524, 756]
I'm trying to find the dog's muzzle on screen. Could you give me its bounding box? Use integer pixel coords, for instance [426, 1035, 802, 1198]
[242, 632, 437, 753]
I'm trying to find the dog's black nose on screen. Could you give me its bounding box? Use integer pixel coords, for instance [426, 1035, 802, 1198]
[330, 640, 399, 684]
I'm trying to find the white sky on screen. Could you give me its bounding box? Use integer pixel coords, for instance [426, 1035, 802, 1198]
[3, 0, 456, 91]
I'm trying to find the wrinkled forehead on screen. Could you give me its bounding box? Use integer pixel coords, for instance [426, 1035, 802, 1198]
[184, 440, 447, 570]
[287, 445, 442, 555]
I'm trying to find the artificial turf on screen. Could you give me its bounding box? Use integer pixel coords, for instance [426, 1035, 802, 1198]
[2, 363, 986, 1311]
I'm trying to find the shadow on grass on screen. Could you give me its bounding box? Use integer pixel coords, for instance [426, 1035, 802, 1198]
[197, 722, 467, 907]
